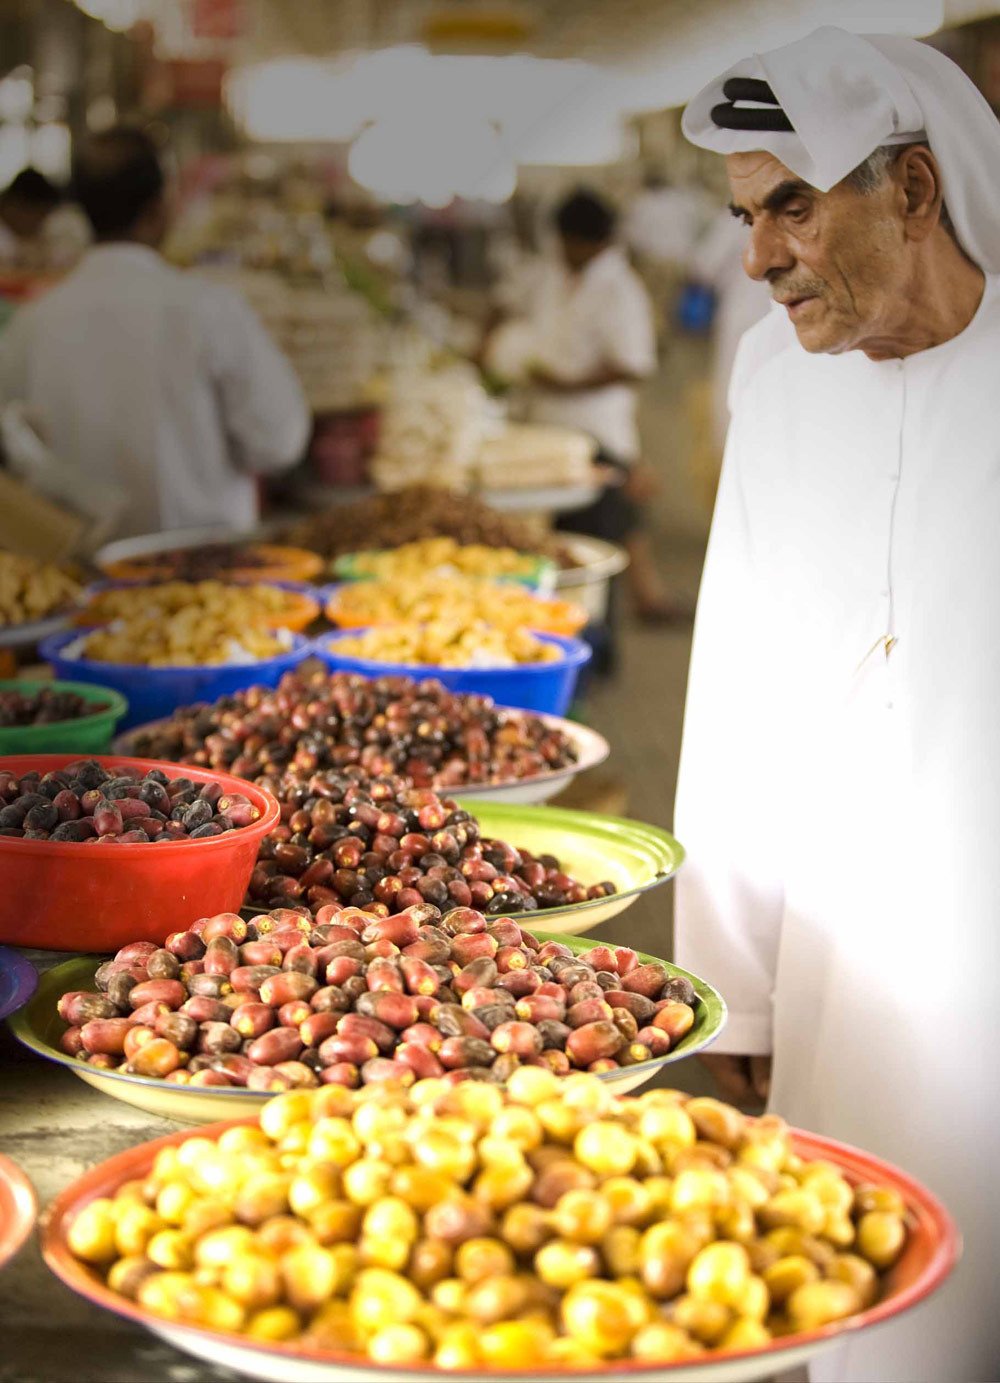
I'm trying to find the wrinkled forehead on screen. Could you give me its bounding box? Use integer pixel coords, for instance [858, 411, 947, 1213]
[725, 151, 813, 209]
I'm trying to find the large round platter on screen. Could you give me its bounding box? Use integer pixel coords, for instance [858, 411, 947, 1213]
[113, 711, 610, 807]
[9, 936, 723, 1124]
[0, 608, 76, 650]
[0, 1154, 36, 1269]
[40, 1119, 958, 1383]
[469, 802, 682, 933]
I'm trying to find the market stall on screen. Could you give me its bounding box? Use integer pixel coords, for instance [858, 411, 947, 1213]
[0, 504, 959, 1383]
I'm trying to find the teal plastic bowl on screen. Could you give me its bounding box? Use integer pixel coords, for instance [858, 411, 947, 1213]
[0, 680, 128, 755]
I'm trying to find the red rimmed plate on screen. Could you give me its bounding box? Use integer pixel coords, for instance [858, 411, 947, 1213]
[40, 1119, 958, 1383]
[0, 1155, 37, 1269]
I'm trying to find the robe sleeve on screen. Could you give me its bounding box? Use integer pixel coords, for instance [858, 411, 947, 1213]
[673, 402, 786, 1055]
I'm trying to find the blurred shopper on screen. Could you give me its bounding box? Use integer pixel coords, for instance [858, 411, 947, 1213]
[675, 29, 1000, 1382]
[0, 128, 308, 540]
[624, 169, 712, 331]
[688, 207, 771, 453]
[488, 188, 684, 623]
[0, 168, 62, 265]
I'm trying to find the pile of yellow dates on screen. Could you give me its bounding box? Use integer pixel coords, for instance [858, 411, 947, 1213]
[328, 577, 586, 639]
[67, 1074, 909, 1370]
[79, 582, 297, 666]
[343, 538, 546, 584]
[0, 551, 82, 628]
[331, 620, 560, 669]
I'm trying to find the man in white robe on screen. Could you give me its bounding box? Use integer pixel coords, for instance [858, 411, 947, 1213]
[675, 28, 1000, 1382]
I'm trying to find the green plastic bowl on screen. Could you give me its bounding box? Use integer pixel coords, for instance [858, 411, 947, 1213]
[0, 680, 129, 755]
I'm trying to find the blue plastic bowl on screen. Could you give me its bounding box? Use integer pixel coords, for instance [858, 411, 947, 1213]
[311, 629, 591, 716]
[39, 629, 314, 732]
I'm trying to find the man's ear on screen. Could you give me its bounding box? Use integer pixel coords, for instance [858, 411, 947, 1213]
[896, 146, 943, 241]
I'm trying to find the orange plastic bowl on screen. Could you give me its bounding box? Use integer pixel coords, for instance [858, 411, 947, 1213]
[324, 587, 588, 638]
[103, 545, 324, 585]
[40, 1119, 959, 1383]
[0, 755, 279, 951]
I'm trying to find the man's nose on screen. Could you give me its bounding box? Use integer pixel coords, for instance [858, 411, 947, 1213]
[743, 219, 794, 282]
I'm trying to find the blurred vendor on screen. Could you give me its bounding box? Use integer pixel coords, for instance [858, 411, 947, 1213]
[0, 168, 62, 266]
[487, 188, 682, 622]
[0, 127, 309, 540]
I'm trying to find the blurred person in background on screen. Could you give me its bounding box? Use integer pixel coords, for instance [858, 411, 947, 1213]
[0, 127, 309, 540]
[675, 27, 1000, 1381]
[624, 168, 713, 334]
[0, 168, 62, 266]
[687, 206, 772, 452]
[486, 187, 688, 625]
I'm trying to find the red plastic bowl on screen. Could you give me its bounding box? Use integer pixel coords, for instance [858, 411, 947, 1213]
[0, 755, 279, 951]
[39, 1118, 959, 1382]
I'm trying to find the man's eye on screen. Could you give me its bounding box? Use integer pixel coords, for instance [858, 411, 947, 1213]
[785, 202, 809, 221]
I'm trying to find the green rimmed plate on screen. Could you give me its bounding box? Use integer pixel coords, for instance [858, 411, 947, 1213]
[470, 801, 684, 934]
[9, 934, 723, 1123]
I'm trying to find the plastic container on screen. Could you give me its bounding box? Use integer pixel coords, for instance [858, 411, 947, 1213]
[332, 550, 557, 594]
[0, 680, 128, 755]
[77, 580, 323, 634]
[39, 630, 314, 733]
[312, 629, 591, 716]
[0, 754, 279, 950]
[99, 541, 324, 584]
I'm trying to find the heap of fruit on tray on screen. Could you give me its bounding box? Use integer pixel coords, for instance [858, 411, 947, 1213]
[0, 686, 110, 727]
[245, 770, 613, 916]
[127, 667, 579, 790]
[0, 550, 82, 628]
[327, 576, 585, 638]
[330, 622, 561, 671]
[55, 906, 696, 1088]
[283, 486, 578, 568]
[63, 582, 296, 666]
[64, 1076, 911, 1368]
[337, 538, 546, 584]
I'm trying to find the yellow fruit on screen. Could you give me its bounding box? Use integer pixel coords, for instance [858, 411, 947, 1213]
[575, 1122, 638, 1176]
[787, 1279, 861, 1330]
[687, 1241, 751, 1308]
[561, 1280, 647, 1357]
[857, 1211, 907, 1270]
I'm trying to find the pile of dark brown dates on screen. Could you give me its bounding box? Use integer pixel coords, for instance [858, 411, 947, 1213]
[0, 760, 261, 843]
[283, 485, 578, 567]
[128, 665, 579, 791]
[247, 767, 613, 917]
[56, 904, 698, 1088]
[116, 543, 275, 581]
[0, 687, 111, 727]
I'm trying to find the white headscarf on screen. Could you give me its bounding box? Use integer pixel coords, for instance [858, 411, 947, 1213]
[682, 27, 1000, 273]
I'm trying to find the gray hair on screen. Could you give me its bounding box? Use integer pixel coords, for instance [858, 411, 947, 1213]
[846, 143, 956, 239]
[846, 145, 901, 195]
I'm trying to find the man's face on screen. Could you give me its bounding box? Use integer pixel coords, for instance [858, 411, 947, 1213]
[726, 150, 908, 355]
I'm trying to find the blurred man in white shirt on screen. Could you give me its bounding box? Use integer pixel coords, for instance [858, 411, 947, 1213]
[0, 168, 62, 267]
[518, 189, 686, 623]
[0, 128, 309, 540]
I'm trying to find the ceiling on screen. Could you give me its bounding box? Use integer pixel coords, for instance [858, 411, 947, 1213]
[141, 0, 1000, 107]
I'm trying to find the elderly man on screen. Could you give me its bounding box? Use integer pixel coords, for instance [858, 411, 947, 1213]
[674, 28, 1000, 1382]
